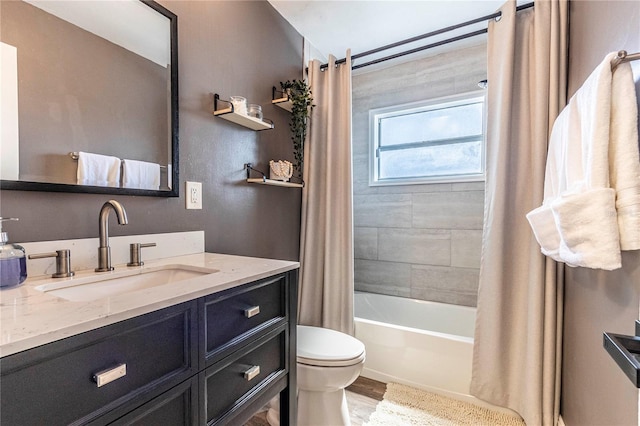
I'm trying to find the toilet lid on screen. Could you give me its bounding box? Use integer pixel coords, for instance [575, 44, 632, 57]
[297, 325, 366, 367]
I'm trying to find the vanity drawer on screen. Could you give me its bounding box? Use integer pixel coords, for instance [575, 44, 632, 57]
[0, 301, 198, 426]
[108, 377, 199, 426]
[201, 328, 286, 425]
[202, 274, 287, 364]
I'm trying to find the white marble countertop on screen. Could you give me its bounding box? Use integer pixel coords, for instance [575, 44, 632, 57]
[0, 253, 299, 358]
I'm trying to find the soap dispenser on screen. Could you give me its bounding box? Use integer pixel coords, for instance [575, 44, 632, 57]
[0, 218, 27, 288]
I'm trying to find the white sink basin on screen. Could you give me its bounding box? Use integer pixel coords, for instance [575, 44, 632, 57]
[34, 264, 219, 302]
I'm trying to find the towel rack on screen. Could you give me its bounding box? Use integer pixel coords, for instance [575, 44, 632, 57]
[611, 50, 640, 69]
[69, 152, 168, 170]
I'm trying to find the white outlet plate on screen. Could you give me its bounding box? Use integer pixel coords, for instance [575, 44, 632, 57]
[185, 181, 202, 209]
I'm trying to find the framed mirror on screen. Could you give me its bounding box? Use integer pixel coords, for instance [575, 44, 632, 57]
[0, 0, 178, 197]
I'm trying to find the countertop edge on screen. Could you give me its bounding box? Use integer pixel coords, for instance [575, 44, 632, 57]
[0, 253, 299, 358]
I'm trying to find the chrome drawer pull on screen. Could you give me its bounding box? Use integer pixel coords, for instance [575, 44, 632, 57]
[93, 363, 127, 387]
[244, 306, 260, 318]
[244, 365, 260, 381]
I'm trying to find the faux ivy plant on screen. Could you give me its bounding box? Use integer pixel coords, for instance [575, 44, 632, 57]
[280, 80, 314, 178]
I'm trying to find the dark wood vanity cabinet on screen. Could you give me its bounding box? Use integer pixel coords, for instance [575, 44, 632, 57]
[0, 301, 199, 425]
[0, 269, 298, 426]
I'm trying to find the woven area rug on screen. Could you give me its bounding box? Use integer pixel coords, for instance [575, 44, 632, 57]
[364, 383, 526, 426]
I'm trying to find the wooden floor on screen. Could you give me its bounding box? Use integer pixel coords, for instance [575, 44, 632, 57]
[246, 376, 386, 426]
[345, 376, 386, 426]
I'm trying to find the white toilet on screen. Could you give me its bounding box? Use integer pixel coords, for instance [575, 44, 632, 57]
[266, 325, 366, 426]
[296, 325, 366, 426]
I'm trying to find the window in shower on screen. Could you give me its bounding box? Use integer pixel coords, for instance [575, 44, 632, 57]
[369, 92, 486, 186]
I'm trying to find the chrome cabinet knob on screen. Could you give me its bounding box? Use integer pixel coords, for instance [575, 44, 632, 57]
[244, 306, 260, 318]
[244, 365, 260, 381]
[93, 363, 127, 387]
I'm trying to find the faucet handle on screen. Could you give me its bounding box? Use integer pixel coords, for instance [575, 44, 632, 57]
[127, 243, 156, 267]
[29, 249, 75, 278]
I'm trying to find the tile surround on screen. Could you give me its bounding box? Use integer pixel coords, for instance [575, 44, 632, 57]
[354, 227, 378, 260]
[353, 194, 412, 228]
[352, 44, 487, 307]
[451, 230, 482, 269]
[412, 191, 485, 230]
[411, 265, 480, 293]
[452, 181, 486, 192]
[378, 228, 450, 266]
[354, 259, 411, 297]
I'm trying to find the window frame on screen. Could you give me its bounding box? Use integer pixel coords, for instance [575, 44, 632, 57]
[368, 91, 487, 186]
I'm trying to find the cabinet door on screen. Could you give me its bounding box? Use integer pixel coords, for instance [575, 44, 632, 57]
[0, 301, 198, 426]
[108, 377, 199, 426]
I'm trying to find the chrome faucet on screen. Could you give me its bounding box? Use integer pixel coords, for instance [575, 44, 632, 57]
[96, 200, 128, 272]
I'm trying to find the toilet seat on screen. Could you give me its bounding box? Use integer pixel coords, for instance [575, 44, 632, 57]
[297, 325, 366, 367]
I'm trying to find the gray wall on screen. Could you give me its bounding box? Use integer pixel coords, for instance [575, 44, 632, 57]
[561, 1, 640, 425]
[0, 1, 304, 262]
[352, 44, 486, 307]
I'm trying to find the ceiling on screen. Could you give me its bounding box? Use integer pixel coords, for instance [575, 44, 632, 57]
[268, 1, 515, 72]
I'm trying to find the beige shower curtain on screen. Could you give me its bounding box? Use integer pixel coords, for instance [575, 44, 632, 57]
[471, 2, 567, 426]
[298, 52, 354, 335]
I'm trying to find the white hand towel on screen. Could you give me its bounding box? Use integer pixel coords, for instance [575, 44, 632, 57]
[609, 61, 640, 250]
[526, 204, 562, 262]
[122, 159, 160, 190]
[571, 54, 614, 190]
[76, 151, 121, 187]
[551, 188, 621, 270]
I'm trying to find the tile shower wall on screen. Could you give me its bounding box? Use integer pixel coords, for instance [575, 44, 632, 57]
[352, 44, 487, 307]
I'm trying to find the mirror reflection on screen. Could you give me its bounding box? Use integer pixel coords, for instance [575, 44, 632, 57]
[0, 0, 177, 195]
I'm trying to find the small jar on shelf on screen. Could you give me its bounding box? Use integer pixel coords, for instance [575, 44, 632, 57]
[247, 104, 263, 120]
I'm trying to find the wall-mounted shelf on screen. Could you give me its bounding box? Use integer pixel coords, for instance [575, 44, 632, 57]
[272, 86, 293, 112]
[247, 178, 303, 188]
[604, 331, 640, 387]
[213, 94, 274, 131]
[245, 163, 303, 188]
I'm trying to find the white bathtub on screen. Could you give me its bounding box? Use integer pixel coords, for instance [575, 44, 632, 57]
[354, 292, 476, 399]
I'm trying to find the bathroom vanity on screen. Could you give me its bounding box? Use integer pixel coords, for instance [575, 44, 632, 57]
[0, 251, 299, 425]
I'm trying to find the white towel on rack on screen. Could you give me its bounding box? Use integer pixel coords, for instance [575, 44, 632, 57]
[526, 51, 640, 270]
[551, 188, 621, 269]
[76, 151, 121, 187]
[608, 60, 640, 250]
[122, 159, 160, 190]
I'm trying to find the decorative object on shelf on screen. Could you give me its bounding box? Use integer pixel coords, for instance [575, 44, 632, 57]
[244, 163, 303, 188]
[272, 87, 292, 112]
[213, 94, 273, 131]
[247, 104, 263, 120]
[269, 160, 293, 182]
[229, 96, 247, 115]
[278, 80, 314, 178]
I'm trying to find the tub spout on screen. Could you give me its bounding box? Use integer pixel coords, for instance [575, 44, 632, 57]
[96, 200, 128, 272]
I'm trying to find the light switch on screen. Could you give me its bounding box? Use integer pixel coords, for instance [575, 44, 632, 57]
[185, 181, 202, 209]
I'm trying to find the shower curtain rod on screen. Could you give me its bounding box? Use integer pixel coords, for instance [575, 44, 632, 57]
[317, 2, 534, 71]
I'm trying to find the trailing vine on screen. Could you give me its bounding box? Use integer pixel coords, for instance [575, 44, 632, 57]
[280, 80, 314, 178]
